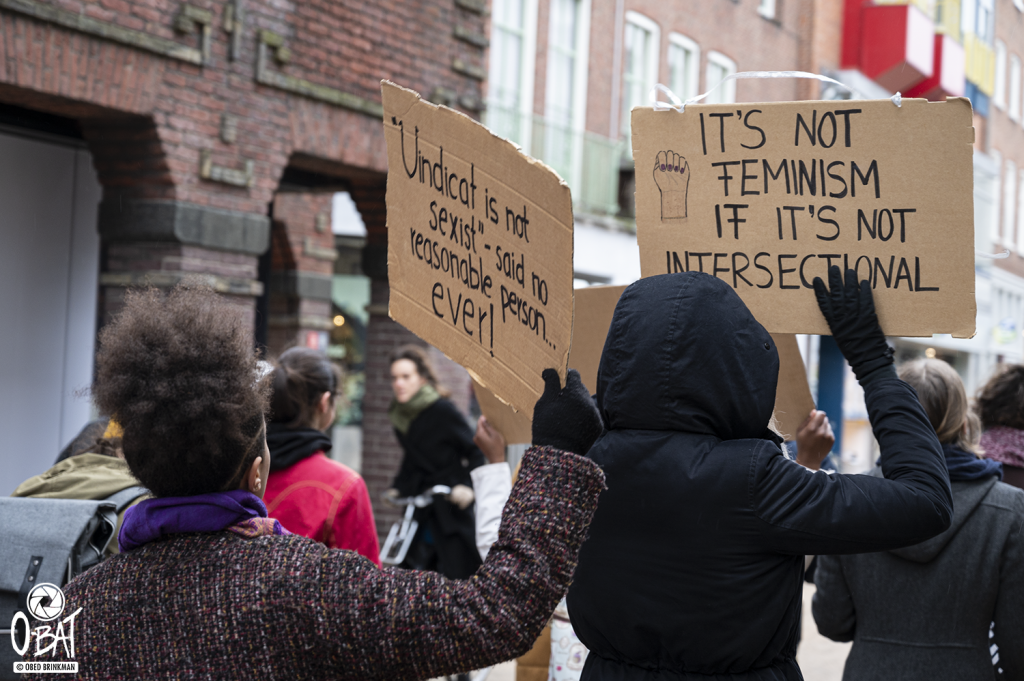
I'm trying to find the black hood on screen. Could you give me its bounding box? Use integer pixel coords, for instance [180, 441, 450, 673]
[596, 272, 778, 439]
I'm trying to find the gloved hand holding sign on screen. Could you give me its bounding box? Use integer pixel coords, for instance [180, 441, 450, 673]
[813, 266, 894, 385]
[532, 369, 603, 456]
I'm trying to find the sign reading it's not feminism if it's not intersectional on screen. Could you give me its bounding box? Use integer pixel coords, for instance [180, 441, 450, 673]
[382, 81, 573, 415]
[632, 97, 977, 337]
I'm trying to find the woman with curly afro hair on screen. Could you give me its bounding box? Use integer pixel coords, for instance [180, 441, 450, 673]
[29, 285, 606, 681]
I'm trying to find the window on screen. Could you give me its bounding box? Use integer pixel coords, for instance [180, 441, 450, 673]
[667, 33, 700, 102]
[545, 0, 579, 130]
[995, 40, 1007, 110]
[934, 0, 959, 34]
[991, 149, 1002, 243]
[976, 0, 993, 43]
[962, 0, 995, 43]
[487, 0, 538, 147]
[1010, 54, 1022, 122]
[1018, 171, 1024, 254]
[961, 0, 975, 34]
[543, 0, 591, 185]
[1004, 159, 1017, 249]
[758, 0, 776, 20]
[705, 52, 737, 104]
[621, 11, 659, 137]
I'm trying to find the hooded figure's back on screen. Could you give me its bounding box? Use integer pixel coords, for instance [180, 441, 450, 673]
[567, 272, 953, 681]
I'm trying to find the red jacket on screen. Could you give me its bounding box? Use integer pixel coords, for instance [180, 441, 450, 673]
[264, 452, 381, 565]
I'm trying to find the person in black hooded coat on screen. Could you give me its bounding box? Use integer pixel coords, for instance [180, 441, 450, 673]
[386, 345, 488, 579]
[566, 268, 953, 681]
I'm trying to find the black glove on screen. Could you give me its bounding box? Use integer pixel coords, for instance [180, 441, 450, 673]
[813, 266, 893, 383]
[532, 368, 604, 455]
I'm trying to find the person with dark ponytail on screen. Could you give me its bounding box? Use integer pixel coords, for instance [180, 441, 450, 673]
[386, 345, 497, 579]
[263, 346, 380, 564]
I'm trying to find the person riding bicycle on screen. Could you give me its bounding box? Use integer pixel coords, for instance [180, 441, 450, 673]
[384, 345, 502, 578]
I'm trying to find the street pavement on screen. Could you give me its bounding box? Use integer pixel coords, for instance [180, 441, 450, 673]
[797, 582, 852, 681]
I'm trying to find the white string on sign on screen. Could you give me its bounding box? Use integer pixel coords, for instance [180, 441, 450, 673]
[977, 249, 1011, 259]
[650, 71, 903, 113]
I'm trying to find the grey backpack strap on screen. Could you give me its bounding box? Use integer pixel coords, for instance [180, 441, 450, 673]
[104, 486, 149, 513]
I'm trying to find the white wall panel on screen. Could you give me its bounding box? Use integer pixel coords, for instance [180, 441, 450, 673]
[0, 132, 100, 493]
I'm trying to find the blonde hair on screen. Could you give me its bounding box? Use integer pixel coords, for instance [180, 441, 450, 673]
[898, 358, 981, 455]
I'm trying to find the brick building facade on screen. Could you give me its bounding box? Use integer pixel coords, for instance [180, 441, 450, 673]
[483, 0, 839, 287]
[482, 0, 1024, 473]
[8, 0, 1023, 538]
[0, 0, 486, 523]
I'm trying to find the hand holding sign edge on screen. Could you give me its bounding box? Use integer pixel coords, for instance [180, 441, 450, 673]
[812, 266, 894, 385]
[531, 368, 604, 455]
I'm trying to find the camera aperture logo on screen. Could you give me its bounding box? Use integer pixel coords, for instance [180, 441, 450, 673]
[9, 583, 82, 674]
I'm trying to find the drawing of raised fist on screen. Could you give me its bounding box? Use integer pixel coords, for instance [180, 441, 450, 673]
[653, 150, 689, 219]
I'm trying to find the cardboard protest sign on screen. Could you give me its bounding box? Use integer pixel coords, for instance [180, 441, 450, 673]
[770, 333, 816, 440]
[567, 285, 814, 439]
[383, 81, 574, 414]
[471, 378, 533, 445]
[632, 98, 976, 338]
[569, 285, 629, 394]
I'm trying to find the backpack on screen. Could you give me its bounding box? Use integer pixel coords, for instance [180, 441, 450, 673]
[0, 485, 146, 678]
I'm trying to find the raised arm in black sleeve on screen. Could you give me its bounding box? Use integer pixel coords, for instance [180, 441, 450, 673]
[749, 267, 952, 555]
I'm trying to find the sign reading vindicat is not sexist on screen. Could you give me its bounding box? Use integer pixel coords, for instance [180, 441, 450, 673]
[382, 81, 573, 414]
[632, 97, 977, 337]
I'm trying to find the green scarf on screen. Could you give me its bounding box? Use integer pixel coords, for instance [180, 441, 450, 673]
[388, 384, 441, 435]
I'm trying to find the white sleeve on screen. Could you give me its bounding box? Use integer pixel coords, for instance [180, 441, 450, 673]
[470, 462, 513, 560]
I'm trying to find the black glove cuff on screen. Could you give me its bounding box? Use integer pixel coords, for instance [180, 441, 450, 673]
[855, 357, 897, 387]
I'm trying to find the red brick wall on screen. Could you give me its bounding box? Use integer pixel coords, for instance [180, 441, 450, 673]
[810, 0, 845, 91]
[272, 193, 334, 277]
[265, 192, 335, 354]
[0, 0, 487, 548]
[98, 245, 259, 329]
[0, 0, 486, 212]
[579, 0, 817, 140]
[585, 1, 618, 138]
[362, 279, 421, 539]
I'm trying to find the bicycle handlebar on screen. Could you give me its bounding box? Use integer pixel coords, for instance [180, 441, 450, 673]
[383, 484, 453, 508]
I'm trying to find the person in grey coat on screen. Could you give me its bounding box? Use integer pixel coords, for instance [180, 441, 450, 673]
[812, 358, 1024, 680]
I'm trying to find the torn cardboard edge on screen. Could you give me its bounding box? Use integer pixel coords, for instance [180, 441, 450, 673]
[471, 375, 533, 445]
[770, 333, 816, 440]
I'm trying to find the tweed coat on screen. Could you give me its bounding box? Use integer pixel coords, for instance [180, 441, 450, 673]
[22, 446, 604, 681]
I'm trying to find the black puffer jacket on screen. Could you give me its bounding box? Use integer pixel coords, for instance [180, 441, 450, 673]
[567, 272, 953, 681]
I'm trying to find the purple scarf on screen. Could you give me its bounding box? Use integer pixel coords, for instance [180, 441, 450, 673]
[981, 426, 1024, 469]
[119, 489, 288, 552]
